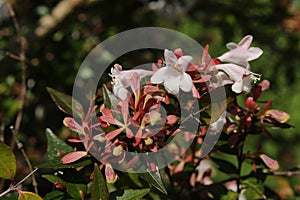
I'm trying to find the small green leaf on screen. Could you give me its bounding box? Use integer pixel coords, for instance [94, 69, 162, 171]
[102, 84, 118, 109]
[42, 174, 65, 185]
[43, 174, 87, 200]
[211, 156, 238, 174]
[116, 188, 150, 200]
[45, 128, 73, 160]
[18, 191, 43, 200]
[65, 182, 86, 200]
[242, 179, 265, 199]
[140, 170, 167, 194]
[220, 190, 239, 200]
[0, 141, 17, 180]
[46, 87, 82, 118]
[37, 156, 92, 170]
[91, 163, 109, 200]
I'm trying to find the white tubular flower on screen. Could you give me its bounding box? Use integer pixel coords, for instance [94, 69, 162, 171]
[150, 49, 193, 95]
[218, 35, 263, 69]
[110, 64, 154, 100]
[215, 63, 261, 94]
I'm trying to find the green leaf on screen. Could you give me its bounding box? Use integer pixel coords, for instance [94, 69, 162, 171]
[91, 163, 109, 200]
[37, 156, 92, 170]
[242, 179, 265, 199]
[18, 191, 43, 200]
[204, 183, 228, 199]
[43, 174, 87, 200]
[140, 170, 167, 194]
[220, 190, 239, 200]
[42, 174, 66, 184]
[0, 141, 17, 180]
[0, 192, 18, 200]
[46, 87, 82, 118]
[45, 128, 73, 160]
[65, 182, 86, 200]
[116, 188, 150, 200]
[102, 84, 118, 109]
[211, 156, 238, 174]
[44, 190, 65, 200]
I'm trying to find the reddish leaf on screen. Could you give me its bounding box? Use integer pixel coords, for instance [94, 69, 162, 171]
[106, 128, 123, 140]
[245, 97, 260, 112]
[61, 151, 87, 164]
[260, 154, 279, 170]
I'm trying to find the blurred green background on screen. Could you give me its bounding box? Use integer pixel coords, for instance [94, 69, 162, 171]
[0, 0, 299, 196]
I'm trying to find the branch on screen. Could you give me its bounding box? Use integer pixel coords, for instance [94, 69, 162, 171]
[0, 168, 38, 198]
[10, 126, 39, 193]
[35, 0, 100, 37]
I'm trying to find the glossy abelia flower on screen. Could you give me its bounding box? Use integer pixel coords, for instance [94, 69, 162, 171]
[215, 63, 261, 93]
[218, 35, 263, 69]
[150, 49, 193, 95]
[110, 64, 154, 100]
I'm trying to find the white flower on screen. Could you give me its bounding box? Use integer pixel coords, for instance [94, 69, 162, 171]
[150, 49, 193, 95]
[215, 63, 261, 93]
[214, 35, 263, 93]
[218, 35, 263, 69]
[110, 64, 154, 100]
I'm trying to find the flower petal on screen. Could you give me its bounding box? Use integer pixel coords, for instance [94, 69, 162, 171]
[215, 63, 249, 81]
[226, 42, 237, 50]
[164, 77, 180, 95]
[164, 49, 177, 68]
[150, 67, 168, 84]
[238, 35, 253, 48]
[241, 76, 253, 93]
[247, 47, 263, 60]
[231, 79, 243, 93]
[178, 55, 193, 72]
[113, 82, 129, 101]
[180, 73, 193, 92]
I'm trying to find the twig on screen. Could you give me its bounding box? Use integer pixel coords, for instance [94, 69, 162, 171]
[0, 168, 38, 198]
[10, 126, 38, 193]
[0, 50, 21, 61]
[35, 0, 100, 37]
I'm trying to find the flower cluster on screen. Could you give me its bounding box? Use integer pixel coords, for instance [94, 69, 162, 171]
[60, 36, 291, 190]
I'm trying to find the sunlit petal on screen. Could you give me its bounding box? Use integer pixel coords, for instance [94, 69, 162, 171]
[231, 79, 243, 93]
[164, 77, 180, 95]
[178, 55, 193, 72]
[180, 73, 193, 92]
[238, 35, 253, 48]
[150, 67, 168, 83]
[164, 49, 177, 68]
